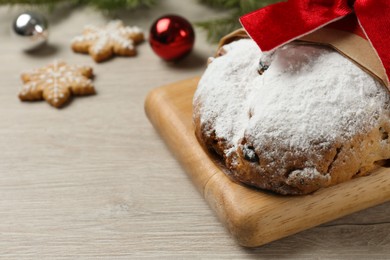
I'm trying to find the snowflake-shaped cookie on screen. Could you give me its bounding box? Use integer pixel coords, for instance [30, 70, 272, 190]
[19, 60, 95, 108]
[71, 20, 144, 62]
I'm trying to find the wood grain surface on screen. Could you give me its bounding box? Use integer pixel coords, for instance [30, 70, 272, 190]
[145, 77, 390, 247]
[0, 1, 389, 258]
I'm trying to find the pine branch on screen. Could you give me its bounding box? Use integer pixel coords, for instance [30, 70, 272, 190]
[196, 16, 240, 43]
[0, 0, 158, 11]
[197, 0, 281, 43]
[198, 0, 240, 9]
[238, 0, 280, 14]
[80, 0, 157, 11]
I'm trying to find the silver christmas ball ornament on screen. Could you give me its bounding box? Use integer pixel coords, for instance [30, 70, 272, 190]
[12, 12, 48, 51]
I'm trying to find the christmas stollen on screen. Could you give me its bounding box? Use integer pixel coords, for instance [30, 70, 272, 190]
[193, 0, 390, 195]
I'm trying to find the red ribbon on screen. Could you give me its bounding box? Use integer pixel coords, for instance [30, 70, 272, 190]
[240, 0, 390, 84]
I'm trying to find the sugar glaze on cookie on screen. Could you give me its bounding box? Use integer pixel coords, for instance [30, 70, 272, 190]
[19, 60, 95, 108]
[71, 20, 144, 62]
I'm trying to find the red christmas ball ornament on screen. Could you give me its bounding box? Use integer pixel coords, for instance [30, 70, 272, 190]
[149, 15, 195, 61]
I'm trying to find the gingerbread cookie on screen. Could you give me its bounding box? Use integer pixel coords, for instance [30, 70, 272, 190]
[71, 20, 144, 62]
[19, 60, 95, 108]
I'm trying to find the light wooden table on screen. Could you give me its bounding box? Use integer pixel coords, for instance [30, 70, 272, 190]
[0, 1, 389, 259]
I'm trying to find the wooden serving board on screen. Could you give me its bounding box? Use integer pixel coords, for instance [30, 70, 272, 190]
[145, 77, 390, 247]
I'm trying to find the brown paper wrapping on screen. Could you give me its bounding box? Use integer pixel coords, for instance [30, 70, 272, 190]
[217, 28, 389, 90]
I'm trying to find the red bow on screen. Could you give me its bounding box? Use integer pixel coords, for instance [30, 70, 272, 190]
[240, 0, 390, 84]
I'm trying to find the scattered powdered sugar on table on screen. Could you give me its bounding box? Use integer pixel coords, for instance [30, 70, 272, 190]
[194, 39, 388, 155]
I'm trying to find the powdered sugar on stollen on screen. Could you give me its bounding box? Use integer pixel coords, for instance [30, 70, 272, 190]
[194, 40, 259, 147]
[194, 39, 389, 156]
